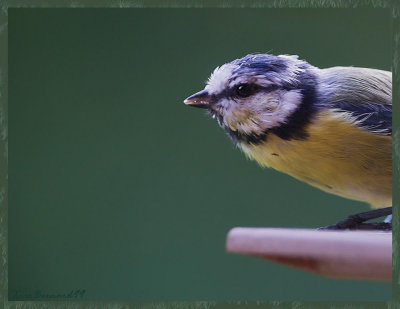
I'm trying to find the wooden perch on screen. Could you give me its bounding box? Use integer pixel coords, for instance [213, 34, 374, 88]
[226, 228, 392, 281]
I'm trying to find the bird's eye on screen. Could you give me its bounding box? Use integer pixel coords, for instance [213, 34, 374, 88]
[235, 84, 254, 98]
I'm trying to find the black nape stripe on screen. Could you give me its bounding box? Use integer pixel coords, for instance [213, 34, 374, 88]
[270, 72, 317, 141]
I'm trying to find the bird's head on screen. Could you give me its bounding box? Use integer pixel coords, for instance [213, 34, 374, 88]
[184, 53, 318, 144]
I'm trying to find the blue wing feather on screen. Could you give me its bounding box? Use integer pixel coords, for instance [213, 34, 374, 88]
[332, 102, 392, 136]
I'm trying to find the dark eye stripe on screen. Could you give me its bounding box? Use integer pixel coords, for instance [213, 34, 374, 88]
[210, 84, 293, 103]
[229, 84, 281, 99]
[235, 84, 254, 98]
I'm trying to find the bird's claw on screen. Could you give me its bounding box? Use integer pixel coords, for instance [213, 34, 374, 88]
[317, 207, 392, 231]
[318, 222, 392, 231]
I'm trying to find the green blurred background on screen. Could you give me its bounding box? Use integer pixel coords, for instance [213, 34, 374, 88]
[9, 8, 392, 301]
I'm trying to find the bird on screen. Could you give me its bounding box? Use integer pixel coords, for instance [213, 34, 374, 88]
[184, 53, 392, 230]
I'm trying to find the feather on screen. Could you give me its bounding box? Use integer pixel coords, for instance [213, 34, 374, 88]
[331, 102, 392, 136]
[319, 67, 392, 136]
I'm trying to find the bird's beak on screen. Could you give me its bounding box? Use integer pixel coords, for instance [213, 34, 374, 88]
[184, 90, 211, 109]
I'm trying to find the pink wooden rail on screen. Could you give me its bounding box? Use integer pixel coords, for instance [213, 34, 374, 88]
[226, 228, 392, 281]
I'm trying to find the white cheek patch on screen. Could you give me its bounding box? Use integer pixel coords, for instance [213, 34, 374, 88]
[217, 99, 236, 128]
[236, 90, 303, 132]
[215, 98, 255, 134]
[217, 90, 303, 135]
[269, 90, 303, 126]
[206, 64, 237, 94]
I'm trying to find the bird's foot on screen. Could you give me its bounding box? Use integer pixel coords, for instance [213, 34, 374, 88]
[318, 207, 392, 231]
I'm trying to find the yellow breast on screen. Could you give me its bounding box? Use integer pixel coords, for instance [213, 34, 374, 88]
[240, 110, 392, 208]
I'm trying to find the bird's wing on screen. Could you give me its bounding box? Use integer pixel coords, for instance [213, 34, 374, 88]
[331, 102, 392, 136]
[319, 67, 392, 136]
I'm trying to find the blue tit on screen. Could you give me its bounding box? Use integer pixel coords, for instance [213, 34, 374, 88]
[184, 53, 392, 229]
